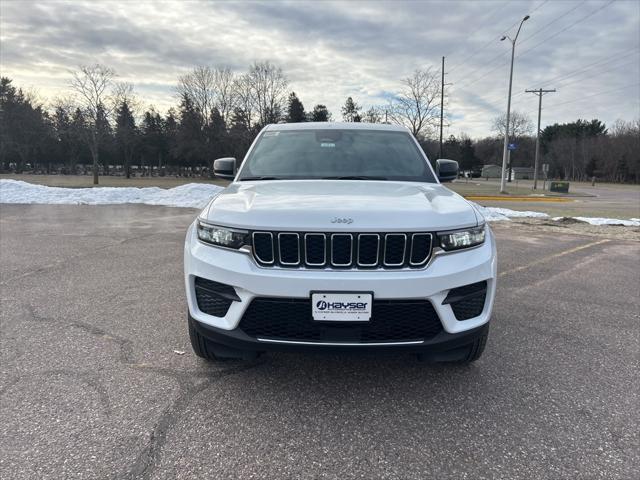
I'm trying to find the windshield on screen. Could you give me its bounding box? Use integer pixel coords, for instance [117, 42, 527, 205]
[238, 129, 436, 182]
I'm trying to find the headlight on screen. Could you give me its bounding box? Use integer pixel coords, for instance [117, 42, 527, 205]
[438, 225, 485, 251]
[197, 220, 249, 249]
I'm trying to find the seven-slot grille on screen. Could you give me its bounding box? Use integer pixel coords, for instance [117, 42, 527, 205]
[252, 231, 432, 269]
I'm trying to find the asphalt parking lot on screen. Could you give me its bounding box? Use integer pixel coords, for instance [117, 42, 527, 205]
[1, 204, 638, 479]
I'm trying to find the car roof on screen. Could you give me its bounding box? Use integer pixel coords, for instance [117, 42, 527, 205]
[264, 122, 410, 132]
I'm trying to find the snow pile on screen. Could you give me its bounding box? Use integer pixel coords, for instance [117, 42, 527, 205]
[552, 216, 640, 227]
[1, 179, 638, 226]
[0, 179, 223, 209]
[472, 203, 550, 222]
[473, 203, 640, 226]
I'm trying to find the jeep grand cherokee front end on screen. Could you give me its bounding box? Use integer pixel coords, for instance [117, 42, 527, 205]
[184, 123, 496, 362]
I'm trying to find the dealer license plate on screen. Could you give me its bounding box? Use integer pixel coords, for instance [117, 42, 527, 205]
[311, 292, 372, 321]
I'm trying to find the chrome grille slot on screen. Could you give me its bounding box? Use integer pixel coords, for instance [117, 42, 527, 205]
[357, 234, 380, 266]
[252, 232, 274, 264]
[304, 233, 326, 266]
[251, 230, 431, 270]
[278, 233, 300, 265]
[331, 234, 353, 267]
[383, 234, 407, 267]
[410, 233, 432, 266]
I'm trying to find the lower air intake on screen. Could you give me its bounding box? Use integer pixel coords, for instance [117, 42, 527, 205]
[239, 298, 443, 343]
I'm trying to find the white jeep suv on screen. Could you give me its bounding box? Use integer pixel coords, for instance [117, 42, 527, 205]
[184, 123, 496, 362]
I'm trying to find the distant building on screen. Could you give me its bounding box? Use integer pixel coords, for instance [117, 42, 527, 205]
[510, 167, 535, 180]
[481, 165, 502, 178]
[481, 165, 536, 180]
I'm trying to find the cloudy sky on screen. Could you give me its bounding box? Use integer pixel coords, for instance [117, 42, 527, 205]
[1, 0, 639, 137]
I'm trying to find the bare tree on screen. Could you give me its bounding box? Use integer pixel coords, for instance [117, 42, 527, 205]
[246, 61, 288, 127]
[232, 74, 254, 129]
[177, 66, 216, 126]
[491, 111, 533, 139]
[389, 68, 440, 138]
[69, 64, 116, 184]
[212, 67, 237, 125]
[112, 82, 140, 113]
[177, 66, 238, 127]
[363, 106, 383, 124]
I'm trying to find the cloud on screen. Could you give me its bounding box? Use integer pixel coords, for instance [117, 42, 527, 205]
[1, 0, 638, 137]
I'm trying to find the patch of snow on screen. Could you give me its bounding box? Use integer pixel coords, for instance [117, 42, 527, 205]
[472, 203, 550, 222]
[571, 216, 640, 227]
[1, 180, 638, 227]
[474, 203, 639, 226]
[0, 179, 223, 209]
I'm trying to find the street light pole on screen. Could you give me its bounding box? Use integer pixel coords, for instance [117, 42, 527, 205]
[499, 15, 529, 194]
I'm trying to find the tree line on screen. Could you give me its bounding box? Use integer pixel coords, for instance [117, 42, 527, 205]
[0, 62, 638, 184]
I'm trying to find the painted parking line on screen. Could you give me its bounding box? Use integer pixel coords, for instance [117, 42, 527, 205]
[499, 239, 610, 278]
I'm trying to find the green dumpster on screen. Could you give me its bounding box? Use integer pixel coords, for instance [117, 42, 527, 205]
[549, 181, 569, 193]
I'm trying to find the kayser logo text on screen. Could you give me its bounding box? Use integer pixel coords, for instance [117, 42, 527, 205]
[316, 300, 367, 311]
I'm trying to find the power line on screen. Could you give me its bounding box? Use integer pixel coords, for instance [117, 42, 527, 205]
[517, 0, 586, 46]
[474, 48, 639, 106]
[516, 0, 615, 58]
[443, 0, 512, 61]
[448, 0, 550, 73]
[453, 0, 616, 91]
[526, 47, 640, 90]
[536, 82, 640, 112]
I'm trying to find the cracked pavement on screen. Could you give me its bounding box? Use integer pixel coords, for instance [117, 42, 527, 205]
[1, 204, 638, 479]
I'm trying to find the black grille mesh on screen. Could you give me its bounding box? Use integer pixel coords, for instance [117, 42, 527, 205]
[384, 235, 406, 265]
[358, 235, 379, 265]
[305, 235, 325, 264]
[194, 277, 235, 317]
[450, 295, 485, 320]
[239, 298, 443, 342]
[445, 281, 487, 321]
[279, 234, 300, 264]
[253, 233, 274, 263]
[410, 234, 432, 264]
[331, 235, 352, 265]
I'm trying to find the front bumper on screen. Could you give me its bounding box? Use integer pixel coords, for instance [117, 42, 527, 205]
[184, 222, 497, 345]
[190, 312, 489, 356]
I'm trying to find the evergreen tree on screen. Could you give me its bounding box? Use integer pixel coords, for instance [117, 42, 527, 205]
[175, 94, 205, 173]
[286, 92, 306, 123]
[96, 103, 114, 174]
[459, 138, 479, 172]
[205, 107, 227, 163]
[0, 77, 52, 173]
[140, 109, 164, 172]
[115, 100, 137, 178]
[310, 104, 330, 122]
[228, 107, 254, 160]
[341, 97, 361, 122]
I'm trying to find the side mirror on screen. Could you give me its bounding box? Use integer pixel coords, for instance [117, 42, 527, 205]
[213, 157, 237, 179]
[435, 159, 459, 183]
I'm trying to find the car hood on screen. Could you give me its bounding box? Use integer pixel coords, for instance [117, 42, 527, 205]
[201, 180, 480, 231]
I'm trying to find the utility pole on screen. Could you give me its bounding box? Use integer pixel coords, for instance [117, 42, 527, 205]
[526, 88, 556, 189]
[439, 56, 445, 159]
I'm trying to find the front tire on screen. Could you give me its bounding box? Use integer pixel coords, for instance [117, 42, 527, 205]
[188, 314, 259, 361]
[459, 327, 489, 363]
[418, 327, 489, 364]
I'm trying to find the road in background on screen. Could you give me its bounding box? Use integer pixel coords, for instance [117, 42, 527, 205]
[1, 205, 639, 479]
[449, 179, 640, 218]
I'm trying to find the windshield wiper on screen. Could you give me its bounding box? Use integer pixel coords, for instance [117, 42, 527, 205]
[321, 175, 388, 180]
[239, 176, 283, 181]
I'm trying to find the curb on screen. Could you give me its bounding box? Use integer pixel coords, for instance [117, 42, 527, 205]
[464, 196, 573, 203]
